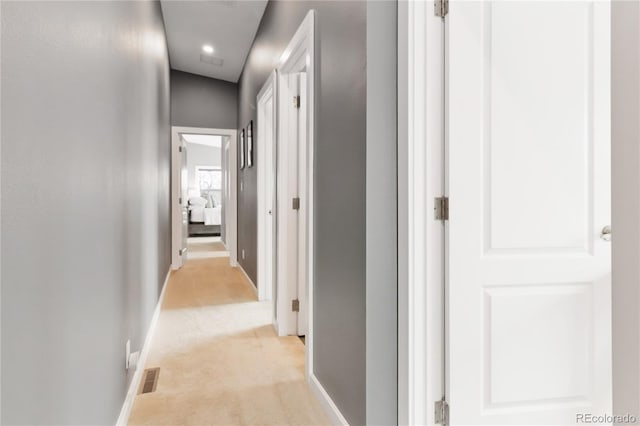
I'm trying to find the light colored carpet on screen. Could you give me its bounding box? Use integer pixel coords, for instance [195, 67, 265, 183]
[188, 237, 229, 260]
[128, 257, 329, 426]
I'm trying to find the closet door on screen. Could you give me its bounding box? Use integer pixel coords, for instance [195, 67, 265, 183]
[447, 1, 612, 424]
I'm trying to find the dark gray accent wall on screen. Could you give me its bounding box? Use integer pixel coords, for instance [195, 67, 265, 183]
[1, 1, 171, 424]
[366, 1, 398, 425]
[171, 69, 238, 129]
[237, 2, 368, 424]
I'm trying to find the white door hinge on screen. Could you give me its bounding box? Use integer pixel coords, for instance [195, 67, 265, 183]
[292, 197, 300, 210]
[435, 0, 448, 18]
[292, 299, 300, 312]
[435, 399, 449, 425]
[434, 196, 449, 221]
[293, 95, 301, 109]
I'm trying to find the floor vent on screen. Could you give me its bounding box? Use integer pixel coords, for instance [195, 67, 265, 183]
[140, 367, 160, 394]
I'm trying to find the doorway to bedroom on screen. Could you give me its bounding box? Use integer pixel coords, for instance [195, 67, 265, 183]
[182, 134, 228, 259]
[171, 126, 238, 269]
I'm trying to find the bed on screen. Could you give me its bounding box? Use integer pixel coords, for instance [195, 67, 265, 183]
[188, 195, 221, 237]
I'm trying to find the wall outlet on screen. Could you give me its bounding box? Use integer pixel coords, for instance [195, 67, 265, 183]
[125, 339, 140, 371]
[242, 249, 245, 260]
[129, 351, 140, 370]
[125, 339, 131, 370]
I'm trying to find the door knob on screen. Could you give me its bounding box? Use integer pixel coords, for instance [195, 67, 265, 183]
[601, 225, 611, 241]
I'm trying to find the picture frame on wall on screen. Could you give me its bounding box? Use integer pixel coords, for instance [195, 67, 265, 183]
[240, 128, 245, 169]
[247, 120, 254, 168]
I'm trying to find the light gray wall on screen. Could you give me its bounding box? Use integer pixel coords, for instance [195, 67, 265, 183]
[1, 1, 171, 424]
[237, 2, 369, 423]
[171, 69, 238, 129]
[366, 1, 397, 424]
[612, 0, 640, 418]
[185, 142, 222, 194]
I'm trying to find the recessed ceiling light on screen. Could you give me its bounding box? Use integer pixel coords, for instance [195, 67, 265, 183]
[202, 45, 214, 54]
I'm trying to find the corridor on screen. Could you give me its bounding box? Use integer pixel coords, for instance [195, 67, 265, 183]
[128, 258, 328, 425]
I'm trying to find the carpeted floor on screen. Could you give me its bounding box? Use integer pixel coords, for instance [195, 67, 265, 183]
[128, 257, 329, 426]
[187, 237, 229, 260]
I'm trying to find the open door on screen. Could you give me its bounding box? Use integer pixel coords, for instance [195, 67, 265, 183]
[446, 1, 611, 424]
[257, 71, 278, 307]
[179, 137, 188, 266]
[296, 72, 308, 337]
[277, 71, 308, 337]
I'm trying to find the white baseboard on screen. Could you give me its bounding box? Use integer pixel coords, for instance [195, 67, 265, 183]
[237, 263, 258, 296]
[115, 268, 172, 426]
[309, 374, 349, 426]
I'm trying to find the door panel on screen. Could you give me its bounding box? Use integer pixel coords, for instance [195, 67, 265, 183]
[447, 1, 611, 424]
[297, 72, 308, 336]
[276, 72, 300, 336]
[265, 95, 275, 305]
[223, 139, 229, 246]
[180, 139, 188, 265]
[257, 74, 277, 308]
[276, 72, 308, 337]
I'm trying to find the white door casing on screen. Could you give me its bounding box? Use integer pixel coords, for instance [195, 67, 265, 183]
[397, 1, 446, 424]
[447, 1, 611, 424]
[171, 127, 238, 270]
[257, 71, 278, 307]
[275, 9, 314, 378]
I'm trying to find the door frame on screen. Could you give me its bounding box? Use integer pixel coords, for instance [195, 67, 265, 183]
[397, 2, 445, 424]
[275, 10, 315, 378]
[171, 126, 238, 269]
[257, 71, 278, 306]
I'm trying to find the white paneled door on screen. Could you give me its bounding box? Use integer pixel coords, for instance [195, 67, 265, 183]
[180, 138, 188, 267]
[277, 71, 308, 337]
[447, 1, 611, 424]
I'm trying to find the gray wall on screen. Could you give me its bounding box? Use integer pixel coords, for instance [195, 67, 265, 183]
[237, 2, 368, 424]
[171, 69, 238, 129]
[1, 1, 171, 424]
[612, 0, 640, 418]
[366, 1, 397, 425]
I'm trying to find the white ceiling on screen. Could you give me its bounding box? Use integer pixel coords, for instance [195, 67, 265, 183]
[160, 0, 268, 83]
[182, 134, 222, 148]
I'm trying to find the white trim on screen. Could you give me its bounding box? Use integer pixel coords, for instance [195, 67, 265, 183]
[171, 126, 238, 270]
[275, 72, 298, 337]
[237, 263, 258, 297]
[309, 374, 349, 426]
[171, 129, 185, 270]
[398, 2, 445, 425]
[276, 9, 315, 379]
[223, 134, 239, 268]
[116, 268, 172, 426]
[257, 71, 278, 304]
